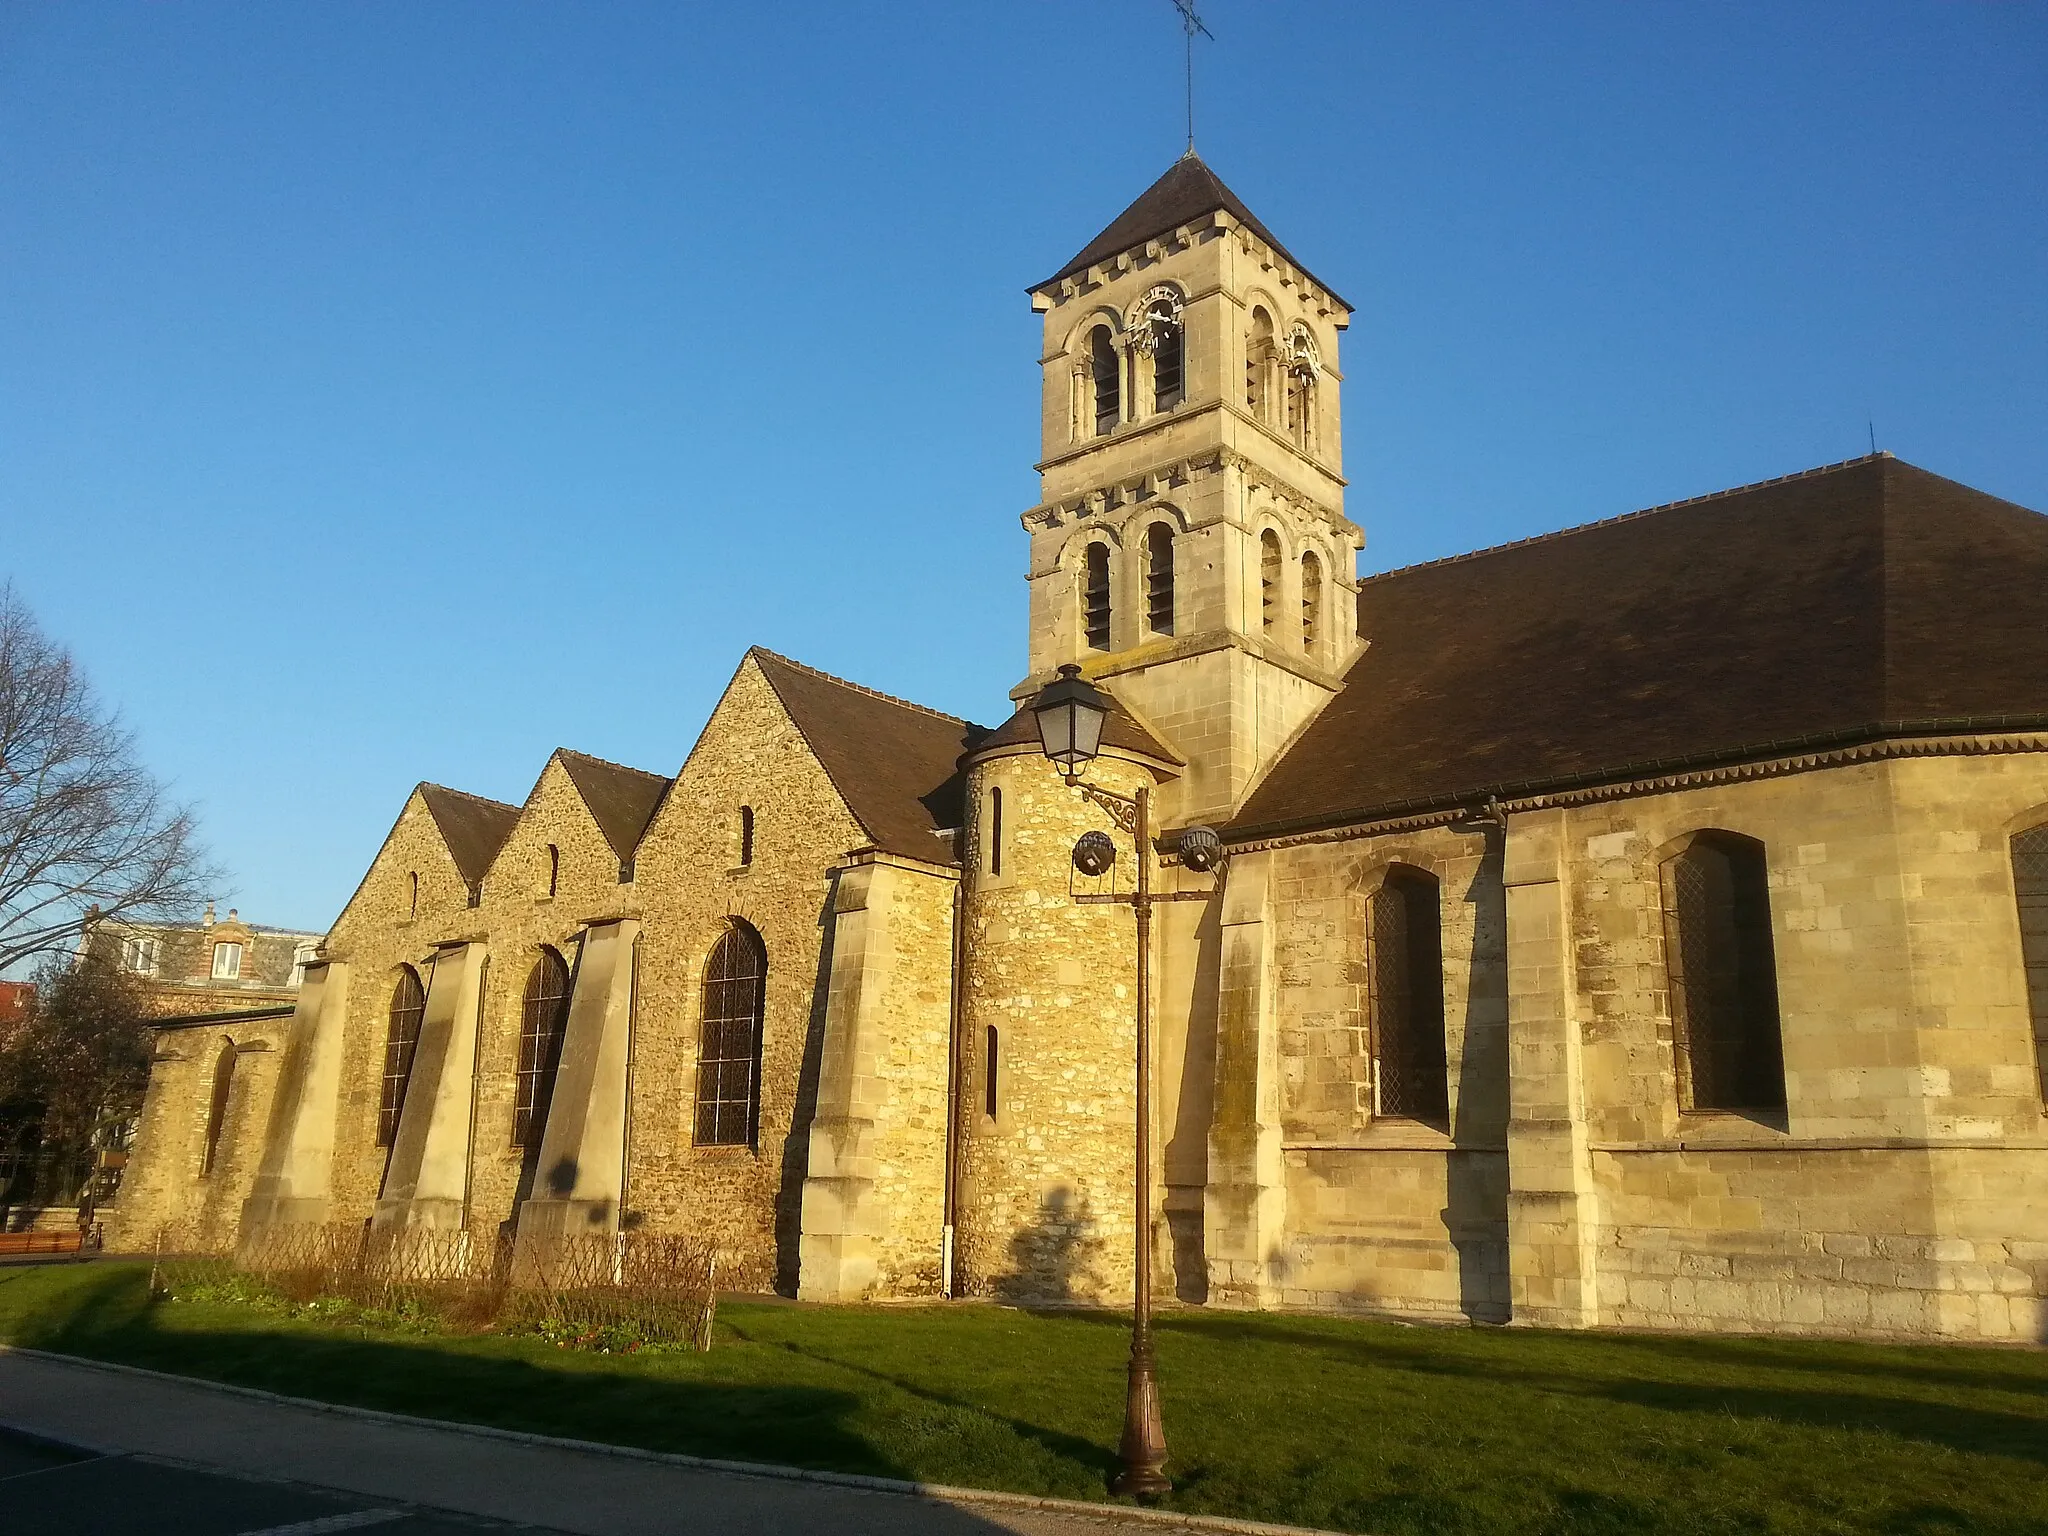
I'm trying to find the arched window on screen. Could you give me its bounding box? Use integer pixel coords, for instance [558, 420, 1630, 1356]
[200, 1040, 236, 1176]
[1662, 833, 1786, 1112]
[1090, 326, 1120, 436]
[514, 947, 572, 1149]
[1145, 523, 1175, 637]
[1246, 307, 1275, 420]
[738, 805, 756, 868]
[1284, 326, 1319, 451]
[546, 844, 559, 898]
[1259, 531, 1281, 637]
[1149, 299, 1184, 412]
[2010, 822, 2048, 1097]
[1369, 868, 1449, 1124]
[1301, 551, 1323, 655]
[378, 966, 426, 1148]
[1083, 542, 1112, 651]
[987, 786, 1003, 877]
[984, 1024, 1000, 1120]
[695, 922, 766, 1147]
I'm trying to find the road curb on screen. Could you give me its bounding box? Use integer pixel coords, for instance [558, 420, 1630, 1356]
[0, 1345, 1354, 1536]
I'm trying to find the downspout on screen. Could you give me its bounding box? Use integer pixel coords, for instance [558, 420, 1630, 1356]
[941, 875, 968, 1298]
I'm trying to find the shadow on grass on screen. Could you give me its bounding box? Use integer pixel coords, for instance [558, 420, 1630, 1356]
[0, 1265, 1043, 1523]
[1169, 1313, 2048, 1469]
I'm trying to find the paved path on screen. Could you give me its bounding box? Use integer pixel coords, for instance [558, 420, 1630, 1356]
[0, 1349, 1300, 1536]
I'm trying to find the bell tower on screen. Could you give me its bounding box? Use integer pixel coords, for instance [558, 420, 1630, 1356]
[1019, 154, 1363, 823]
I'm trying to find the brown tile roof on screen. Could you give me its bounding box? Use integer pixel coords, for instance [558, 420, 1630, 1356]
[555, 749, 671, 863]
[975, 689, 1187, 767]
[1038, 153, 1347, 306]
[750, 649, 987, 864]
[417, 784, 520, 886]
[1226, 456, 2048, 842]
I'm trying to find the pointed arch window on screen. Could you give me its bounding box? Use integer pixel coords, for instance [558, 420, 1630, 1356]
[1090, 326, 1120, 436]
[2010, 822, 2048, 1098]
[1083, 541, 1112, 651]
[695, 922, 766, 1147]
[1662, 832, 1786, 1112]
[1145, 523, 1175, 637]
[201, 1040, 236, 1176]
[378, 966, 426, 1147]
[1259, 531, 1281, 637]
[514, 947, 572, 1149]
[1369, 867, 1449, 1124]
[1301, 551, 1324, 655]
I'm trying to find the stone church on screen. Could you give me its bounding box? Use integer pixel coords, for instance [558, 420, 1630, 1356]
[115, 155, 2048, 1342]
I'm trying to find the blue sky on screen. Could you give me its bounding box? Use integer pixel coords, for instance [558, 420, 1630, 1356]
[3, 2, 2043, 933]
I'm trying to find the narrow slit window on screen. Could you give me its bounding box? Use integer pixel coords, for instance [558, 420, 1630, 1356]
[1090, 326, 1120, 436]
[2015, 823, 2048, 1099]
[738, 805, 755, 868]
[988, 787, 1003, 877]
[1260, 531, 1281, 637]
[1663, 832, 1786, 1112]
[695, 923, 766, 1147]
[408, 872, 419, 918]
[1083, 542, 1112, 651]
[546, 844, 559, 897]
[378, 967, 426, 1148]
[1301, 551, 1323, 654]
[1369, 867, 1449, 1124]
[1145, 524, 1175, 636]
[514, 948, 571, 1150]
[200, 1042, 236, 1176]
[985, 1025, 1000, 1119]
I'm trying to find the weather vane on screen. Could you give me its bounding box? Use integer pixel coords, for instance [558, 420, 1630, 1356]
[1168, 0, 1213, 155]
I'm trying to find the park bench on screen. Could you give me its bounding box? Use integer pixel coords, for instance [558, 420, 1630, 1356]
[0, 1229, 86, 1257]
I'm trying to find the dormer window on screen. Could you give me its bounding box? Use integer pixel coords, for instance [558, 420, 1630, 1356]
[122, 936, 158, 974]
[1090, 326, 1120, 436]
[211, 941, 243, 980]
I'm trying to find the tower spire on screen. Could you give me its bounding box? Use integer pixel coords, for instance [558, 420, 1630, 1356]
[1168, 0, 1213, 155]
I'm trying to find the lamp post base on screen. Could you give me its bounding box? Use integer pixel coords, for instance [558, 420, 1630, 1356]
[1110, 1342, 1171, 1498]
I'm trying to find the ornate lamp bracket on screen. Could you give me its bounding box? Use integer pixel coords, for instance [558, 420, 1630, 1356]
[1067, 776, 1140, 833]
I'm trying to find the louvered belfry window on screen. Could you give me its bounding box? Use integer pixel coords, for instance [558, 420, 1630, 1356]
[1149, 302, 1184, 412]
[2013, 823, 2048, 1098]
[1663, 833, 1786, 1112]
[378, 966, 427, 1147]
[1083, 542, 1112, 651]
[1145, 523, 1175, 636]
[1091, 326, 1120, 436]
[1301, 551, 1323, 654]
[514, 948, 572, 1150]
[695, 923, 767, 1147]
[1369, 868, 1449, 1124]
[1260, 531, 1281, 636]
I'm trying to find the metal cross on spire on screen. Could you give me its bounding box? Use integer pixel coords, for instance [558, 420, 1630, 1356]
[1167, 0, 1213, 155]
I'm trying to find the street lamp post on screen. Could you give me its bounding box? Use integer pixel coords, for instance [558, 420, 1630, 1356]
[1026, 664, 1224, 1499]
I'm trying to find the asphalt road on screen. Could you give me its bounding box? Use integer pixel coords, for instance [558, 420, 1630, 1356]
[0, 1349, 1206, 1536]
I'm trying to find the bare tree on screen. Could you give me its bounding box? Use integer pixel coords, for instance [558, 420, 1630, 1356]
[0, 953, 153, 1157]
[0, 585, 217, 972]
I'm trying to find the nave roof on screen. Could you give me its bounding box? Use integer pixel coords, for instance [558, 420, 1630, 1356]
[416, 784, 521, 886]
[1227, 455, 2048, 843]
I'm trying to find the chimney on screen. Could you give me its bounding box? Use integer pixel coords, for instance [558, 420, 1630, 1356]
[227, 908, 239, 924]
[203, 901, 215, 927]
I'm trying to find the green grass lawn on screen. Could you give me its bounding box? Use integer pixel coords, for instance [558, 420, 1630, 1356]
[1, 1262, 2043, 1536]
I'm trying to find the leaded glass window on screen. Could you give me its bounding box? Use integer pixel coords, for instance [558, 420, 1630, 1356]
[1663, 833, 1785, 1112]
[514, 948, 571, 1150]
[1370, 867, 1449, 1124]
[378, 967, 426, 1148]
[695, 924, 766, 1148]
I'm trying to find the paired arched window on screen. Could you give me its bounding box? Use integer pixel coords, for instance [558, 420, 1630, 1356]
[1369, 867, 1449, 1124]
[514, 948, 571, 1149]
[1259, 531, 1281, 636]
[1145, 523, 1175, 636]
[1090, 326, 1120, 436]
[200, 1040, 236, 1176]
[1083, 542, 1112, 651]
[1662, 832, 1786, 1112]
[378, 966, 426, 1147]
[986, 786, 1003, 877]
[1301, 551, 1323, 655]
[2012, 821, 2048, 1098]
[1147, 297, 1184, 412]
[738, 805, 756, 868]
[695, 922, 766, 1147]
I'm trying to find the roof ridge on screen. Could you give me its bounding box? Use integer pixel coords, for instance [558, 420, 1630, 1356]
[419, 782, 519, 813]
[748, 647, 970, 727]
[1362, 454, 1895, 586]
[553, 746, 671, 784]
